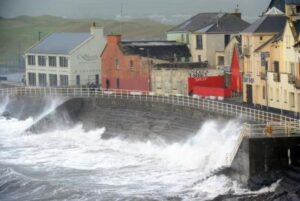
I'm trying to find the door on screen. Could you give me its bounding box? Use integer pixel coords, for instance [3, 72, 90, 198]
[106, 79, 110, 89]
[246, 84, 253, 105]
[76, 75, 80, 86]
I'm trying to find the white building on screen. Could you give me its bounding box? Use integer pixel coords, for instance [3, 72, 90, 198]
[25, 24, 105, 87]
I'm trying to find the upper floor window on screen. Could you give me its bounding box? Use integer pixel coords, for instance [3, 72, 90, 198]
[49, 56, 57, 67]
[296, 6, 300, 14]
[59, 56, 68, 67]
[115, 59, 120, 69]
[181, 34, 185, 42]
[196, 35, 203, 49]
[27, 55, 35, 65]
[38, 56, 46, 66]
[130, 60, 134, 71]
[274, 61, 280, 73]
[224, 34, 230, 47]
[260, 36, 263, 41]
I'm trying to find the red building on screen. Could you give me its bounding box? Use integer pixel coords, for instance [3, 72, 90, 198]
[101, 35, 191, 91]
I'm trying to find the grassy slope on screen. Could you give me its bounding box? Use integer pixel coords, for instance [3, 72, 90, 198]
[0, 15, 173, 62]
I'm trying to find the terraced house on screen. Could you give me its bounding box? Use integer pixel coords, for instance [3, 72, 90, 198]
[243, 0, 300, 116]
[167, 9, 249, 68]
[25, 24, 105, 87]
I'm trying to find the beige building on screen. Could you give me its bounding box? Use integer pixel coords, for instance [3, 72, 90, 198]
[167, 11, 249, 68]
[151, 62, 210, 95]
[242, 2, 300, 115]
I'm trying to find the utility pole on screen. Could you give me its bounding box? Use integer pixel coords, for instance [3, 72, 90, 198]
[119, 1, 124, 34]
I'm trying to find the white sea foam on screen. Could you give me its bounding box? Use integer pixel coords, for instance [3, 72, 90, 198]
[0, 104, 277, 200]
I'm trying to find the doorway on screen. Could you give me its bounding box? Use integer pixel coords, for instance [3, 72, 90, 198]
[246, 84, 253, 105]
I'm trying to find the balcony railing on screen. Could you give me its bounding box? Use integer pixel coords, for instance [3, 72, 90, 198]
[288, 74, 296, 84]
[273, 73, 280, 82]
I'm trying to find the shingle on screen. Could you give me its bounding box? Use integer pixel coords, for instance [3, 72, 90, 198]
[120, 41, 191, 61]
[205, 14, 250, 33]
[27, 33, 92, 54]
[242, 15, 287, 33]
[168, 12, 222, 32]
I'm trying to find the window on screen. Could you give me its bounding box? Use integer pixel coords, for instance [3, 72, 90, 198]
[186, 35, 189, 44]
[49, 74, 58, 86]
[270, 87, 273, 100]
[59, 56, 68, 67]
[60, 75, 69, 86]
[296, 6, 300, 14]
[28, 73, 36, 86]
[106, 79, 110, 89]
[196, 35, 203, 49]
[290, 62, 295, 76]
[276, 88, 279, 102]
[217, 56, 225, 66]
[38, 73, 47, 86]
[38, 56, 46, 66]
[95, 74, 99, 86]
[116, 78, 120, 89]
[115, 59, 120, 69]
[198, 55, 202, 62]
[181, 34, 184, 42]
[290, 92, 295, 108]
[274, 61, 279, 73]
[76, 75, 80, 86]
[49, 56, 57, 67]
[27, 55, 35, 65]
[262, 86, 266, 99]
[260, 36, 263, 41]
[224, 34, 230, 47]
[130, 60, 134, 71]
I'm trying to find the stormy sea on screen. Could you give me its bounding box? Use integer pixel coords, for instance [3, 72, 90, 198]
[0, 97, 278, 201]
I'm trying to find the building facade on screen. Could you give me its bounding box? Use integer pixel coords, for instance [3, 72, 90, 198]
[167, 11, 249, 68]
[151, 62, 208, 96]
[101, 35, 191, 92]
[242, 1, 300, 115]
[25, 24, 105, 87]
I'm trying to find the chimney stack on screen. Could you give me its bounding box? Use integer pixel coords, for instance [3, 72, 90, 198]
[107, 34, 122, 45]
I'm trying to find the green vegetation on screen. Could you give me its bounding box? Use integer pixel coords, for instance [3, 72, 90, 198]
[0, 15, 172, 62]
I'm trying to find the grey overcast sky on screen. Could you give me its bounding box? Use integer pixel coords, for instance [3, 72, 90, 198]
[0, 0, 270, 23]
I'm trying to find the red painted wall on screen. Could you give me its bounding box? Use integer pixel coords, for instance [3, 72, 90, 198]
[193, 87, 231, 97]
[188, 76, 225, 92]
[101, 35, 150, 91]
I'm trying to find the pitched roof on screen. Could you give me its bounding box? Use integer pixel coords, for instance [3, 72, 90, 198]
[286, 0, 300, 5]
[242, 15, 287, 33]
[265, 7, 285, 15]
[27, 33, 93, 54]
[168, 12, 223, 32]
[254, 33, 282, 52]
[120, 41, 191, 61]
[198, 14, 250, 33]
[267, 0, 285, 12]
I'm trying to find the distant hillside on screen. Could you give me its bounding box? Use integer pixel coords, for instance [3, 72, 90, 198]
[0, 15, 173, 62]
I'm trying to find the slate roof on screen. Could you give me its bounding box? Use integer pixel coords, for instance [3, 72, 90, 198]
[120, 41, 191, 61]
[267, 0, 285, 12]
[286, 0, 300, 4]
[168, 12, 221, 32]
[168, 12, 249, 34]
[27, 33, 92, 54]
[242, 15, 287, 33]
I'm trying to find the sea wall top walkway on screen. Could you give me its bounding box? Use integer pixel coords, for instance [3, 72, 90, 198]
[1, 87, 299, 136]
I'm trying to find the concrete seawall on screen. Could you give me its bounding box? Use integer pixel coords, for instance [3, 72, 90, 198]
[27, 97, 231, 142]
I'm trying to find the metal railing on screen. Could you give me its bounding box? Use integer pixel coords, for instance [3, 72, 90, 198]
[2, 87, 300, 167]
[1, 87, 299, 125]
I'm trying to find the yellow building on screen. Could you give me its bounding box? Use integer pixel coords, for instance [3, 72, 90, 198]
[243, 2, 300, 115]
